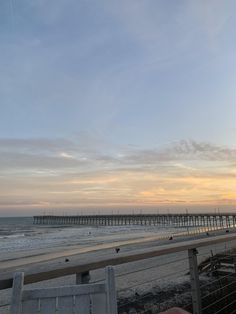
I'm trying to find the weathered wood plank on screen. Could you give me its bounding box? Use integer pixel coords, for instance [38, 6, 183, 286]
[91, 293, 106, 314]
[74, 295, 90, 314]
[40, 297, 56, 313]
[21, 299, 38, 314]
[10, 272, 24, 314]
[57, 296, 73, 314]
[10, 267, 116, 314]
[105, 266, 117, 314]
[22, 284, 105, 300]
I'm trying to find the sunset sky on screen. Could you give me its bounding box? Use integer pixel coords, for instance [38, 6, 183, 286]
[1, 0, 236, 215]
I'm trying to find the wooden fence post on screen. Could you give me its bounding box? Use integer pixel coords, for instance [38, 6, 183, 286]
[188, 248, 202, 314]
[105, 266, 117, 314]
[11, 272, 24, 314]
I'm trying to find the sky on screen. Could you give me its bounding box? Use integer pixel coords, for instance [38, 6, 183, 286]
[1, 0, 236, 215]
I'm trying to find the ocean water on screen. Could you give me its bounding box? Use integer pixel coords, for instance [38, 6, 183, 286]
[0, 217, 34, 238]
[0, 217, 186, 255]
[0, 216, 59, 253]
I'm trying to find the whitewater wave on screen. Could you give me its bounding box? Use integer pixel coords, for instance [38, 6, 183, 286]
[0, 233, 25, 239]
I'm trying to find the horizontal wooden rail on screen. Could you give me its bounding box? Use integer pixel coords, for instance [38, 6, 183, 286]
[1, 233, 236, 290]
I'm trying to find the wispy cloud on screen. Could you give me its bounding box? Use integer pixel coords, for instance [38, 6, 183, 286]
[1, 137, 236, 210]
[1, 137, 236, 171]
[126, 140, 236, 164]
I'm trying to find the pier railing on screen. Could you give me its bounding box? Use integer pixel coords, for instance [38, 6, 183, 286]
[1, 233, 236, 313]
[33, 213, 236, 229]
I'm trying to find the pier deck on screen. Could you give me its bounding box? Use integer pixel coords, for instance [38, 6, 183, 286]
[33, 213, 236, 229]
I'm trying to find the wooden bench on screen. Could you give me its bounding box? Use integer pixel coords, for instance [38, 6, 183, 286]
[10, 266, 117, 314]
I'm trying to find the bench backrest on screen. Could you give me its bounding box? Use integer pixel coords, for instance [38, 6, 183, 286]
[11, 266, 117, 314]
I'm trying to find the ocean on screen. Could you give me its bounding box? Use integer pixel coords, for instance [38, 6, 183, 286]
[0, 217, 33, 237]
[0, 217, 187, 256]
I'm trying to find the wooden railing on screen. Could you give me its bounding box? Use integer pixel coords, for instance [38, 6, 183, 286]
[1, 233, 236, 291]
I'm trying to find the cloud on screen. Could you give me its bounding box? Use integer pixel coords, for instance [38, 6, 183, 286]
[1, 137, 236, 210]
[60, 152, 74, 159]
[124, 139, 236, 165]
[1, 137, 236, 173]
[0, 151, 89, 170]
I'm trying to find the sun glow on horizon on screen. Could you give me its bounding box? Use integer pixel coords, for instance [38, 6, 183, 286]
[1, 140, 236, 214]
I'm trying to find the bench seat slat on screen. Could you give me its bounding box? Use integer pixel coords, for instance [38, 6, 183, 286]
[75, 295, 90, 314]
[22, 284, 105, 300]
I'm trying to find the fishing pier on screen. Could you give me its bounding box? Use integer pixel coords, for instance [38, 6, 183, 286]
[33, 213, 236, 229]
